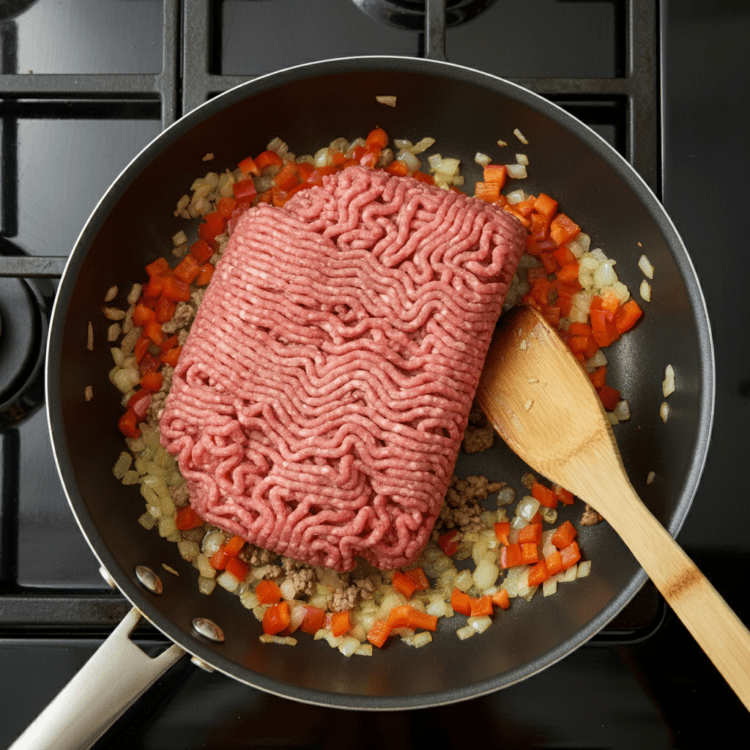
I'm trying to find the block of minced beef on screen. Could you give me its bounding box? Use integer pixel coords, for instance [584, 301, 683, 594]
[159, 166, 526, 572]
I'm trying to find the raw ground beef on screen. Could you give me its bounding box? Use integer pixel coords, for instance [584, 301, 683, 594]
[159, 166, 525, 572]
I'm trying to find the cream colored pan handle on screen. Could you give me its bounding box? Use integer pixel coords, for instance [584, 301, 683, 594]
[10, 608, 185, 750]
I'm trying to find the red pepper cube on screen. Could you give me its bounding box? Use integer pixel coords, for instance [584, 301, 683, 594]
[560, 541, 581, 570]
[299, 606, 326, 635]
[520, 543, 539, 566]
[491, 588, 510, 610]
[175, 506, 203, 531]
[483, 164, 507, 186]
[407, 609, 438, 632]
[531, 482, 558, 509]
[450, 588, 472, 616]
[494, 521, 511, 546]
[255, 579, 282, 604]
[403, 567, 430, 592]
[330, 610, 350, 637]
[551, 520, 578, 550]
[232, 177, 258, 203]
[190, 239, 214, 265]
[391, 571, 417, 599]
[528, 559, 550, 587]
[500, 543, 523, 569]
[386, 605, 412, 629]
[438, 529, 459, 557]
[225, 556, 249, 582]
[367, 620, 392, 648]
[263, 601, 290, 636]
[469, 595, 493, 617]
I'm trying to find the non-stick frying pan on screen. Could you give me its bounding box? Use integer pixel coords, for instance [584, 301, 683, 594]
[16, 56, 713, 748]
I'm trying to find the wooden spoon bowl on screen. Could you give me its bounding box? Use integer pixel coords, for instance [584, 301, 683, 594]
[476, 305, 750, 710]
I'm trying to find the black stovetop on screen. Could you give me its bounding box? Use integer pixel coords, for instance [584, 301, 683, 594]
[1, 1, 748, 747]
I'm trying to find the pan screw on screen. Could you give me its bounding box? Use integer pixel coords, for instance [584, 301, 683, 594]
[134, 565, 164, 595]
[192, 617, 225, 643]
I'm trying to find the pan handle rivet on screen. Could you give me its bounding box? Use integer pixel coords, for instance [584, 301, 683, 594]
[134, 565, 164, 595]
[190, 656, 216, 673]
[192, 617, 225, 643]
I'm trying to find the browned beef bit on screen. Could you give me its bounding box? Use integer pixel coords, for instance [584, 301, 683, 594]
[168, 482, 190, 507]
[439, 475, 503, 534]
[281, 558, 316, 598]
[581, 504, 604, 526]
[462, 405, 495, 453]
[330, 577, 376, 612]
[241, 545, 278, 567]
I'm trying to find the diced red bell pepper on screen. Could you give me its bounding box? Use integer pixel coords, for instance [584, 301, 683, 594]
[134, 336, 151, 363]
[190, 239, 214, 265]
[560, 541, 581, 570]
[615, 299, 643, 334]
[450, 588, 472, 616]
[145, 257, 170, 278]
[159, 345, 182, 367]
[367, 620, 392, 648]
[474, 181, 501, 203]
[520, 543, 539, 565]
[438, 529, 460, 557]
[494, 521, 511, 546]
[224, 535, 245, 557]
[161, 276, 191, 303]
[330, 610, 350, 637]
[132, 302, 156, 327]
[139, 371, 163, 392]
[173, 254, 201, 284]
[238, 154, 260, 176]
[403, 567, 430, 592]
[392, 570, 417, 599]
[407, 609, 438, 632]
[385, 160, 410, 177]
[469, 595, 493, 617]
[198, 211, 226, 243]
[386, 605, 411, 629]
[232, 177, 258, 203]
[517, 523, 542, 545]
[174, 505, 203, 531]
[598, 384, 621, 411]
[531, 482, 558, 509]
[154, 296, 176, 324]
[549, 213, 581, 246]
[299, 606, 326, 635]
[483, 164, 507, 187]
[209, 547, 229, 571]
[126, 390, 151, 420]
[528, 559, 550, 587]
[216, 196, 237, 218]
[225, 555, 249, 582]
[500, 543, 523, 569]
[263, 601, 290, 636]
[255, 579, 282, 604]
[553, 484, 576, 506]
[551, 520, 578, 550]
[533, 193, 558, 219]
[117, 409, 141, 438]
[143, 319, 164, 346]
[254, 150, 283, 170]
[545, 550, 564, 576]
[492, 588, 510, 610]
[195, 263, 214, 286]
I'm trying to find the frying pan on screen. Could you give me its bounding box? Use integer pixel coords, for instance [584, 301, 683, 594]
[17, 56, 713, 748]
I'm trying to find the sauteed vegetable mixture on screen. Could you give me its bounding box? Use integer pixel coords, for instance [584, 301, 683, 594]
[105, 127, 641, 655]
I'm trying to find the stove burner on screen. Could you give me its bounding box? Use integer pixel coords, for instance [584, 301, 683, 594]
[0, 276, 45, 429]
[352, 0, 496, 30]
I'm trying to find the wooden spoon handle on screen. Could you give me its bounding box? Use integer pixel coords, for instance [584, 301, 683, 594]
[604, 480, 750, 710]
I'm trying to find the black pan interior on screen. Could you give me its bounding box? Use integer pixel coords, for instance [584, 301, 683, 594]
[46, 57, 713, 709]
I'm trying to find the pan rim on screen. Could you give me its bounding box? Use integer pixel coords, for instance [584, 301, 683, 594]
[45, 54, 715, 710]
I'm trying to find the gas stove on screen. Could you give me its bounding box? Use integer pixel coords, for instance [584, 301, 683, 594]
[1, 1, 748, 746]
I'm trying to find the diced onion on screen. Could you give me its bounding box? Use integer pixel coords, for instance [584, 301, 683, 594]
[375, 95, 397, 107]
[515, 153, 529, 166]
[638, 254, 654, 279]
[663, 365, 675, 397]
[474, 152, 491, 166]
[614, 399, 631, 421]
[640, 279, 652, 302]
[506, 163, 527, 179]
[457, 624, 476, 640]
[506, 189, 526, 205]
[397, 149, 422, 173]
[513, 128, 528, 144]
[468, 615, 492, 634]
[516, 495, 540, 521]
[660, 401, 670, 423]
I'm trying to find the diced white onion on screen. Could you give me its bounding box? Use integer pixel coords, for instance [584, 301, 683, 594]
[638, 254, 654, 279]
[375, 95, 397, 107]
[468, 615, 492, 634]
[457, 624, 476, 640]
[663, 365, 675, 397]
[660, 401, 670, 423]
[640, 279, 652, 302]
[516, 495, 540, 521]
[515, 153, 529, 166]
[412, 137, 435, 154]
[614, 399, 630, 421]
[474, 152, 491, 166]
[506, 163, 527, 179]
[513, 128, 528, 144]
[397, 149, 421, 173]
[506, 189, 526, 205]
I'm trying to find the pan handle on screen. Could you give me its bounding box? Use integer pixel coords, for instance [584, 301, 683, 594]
[10, 607, 185, 750]
[425, 0, 447, 61]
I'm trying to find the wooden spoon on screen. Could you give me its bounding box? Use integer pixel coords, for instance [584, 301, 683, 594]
[476, 305, 750, 710]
